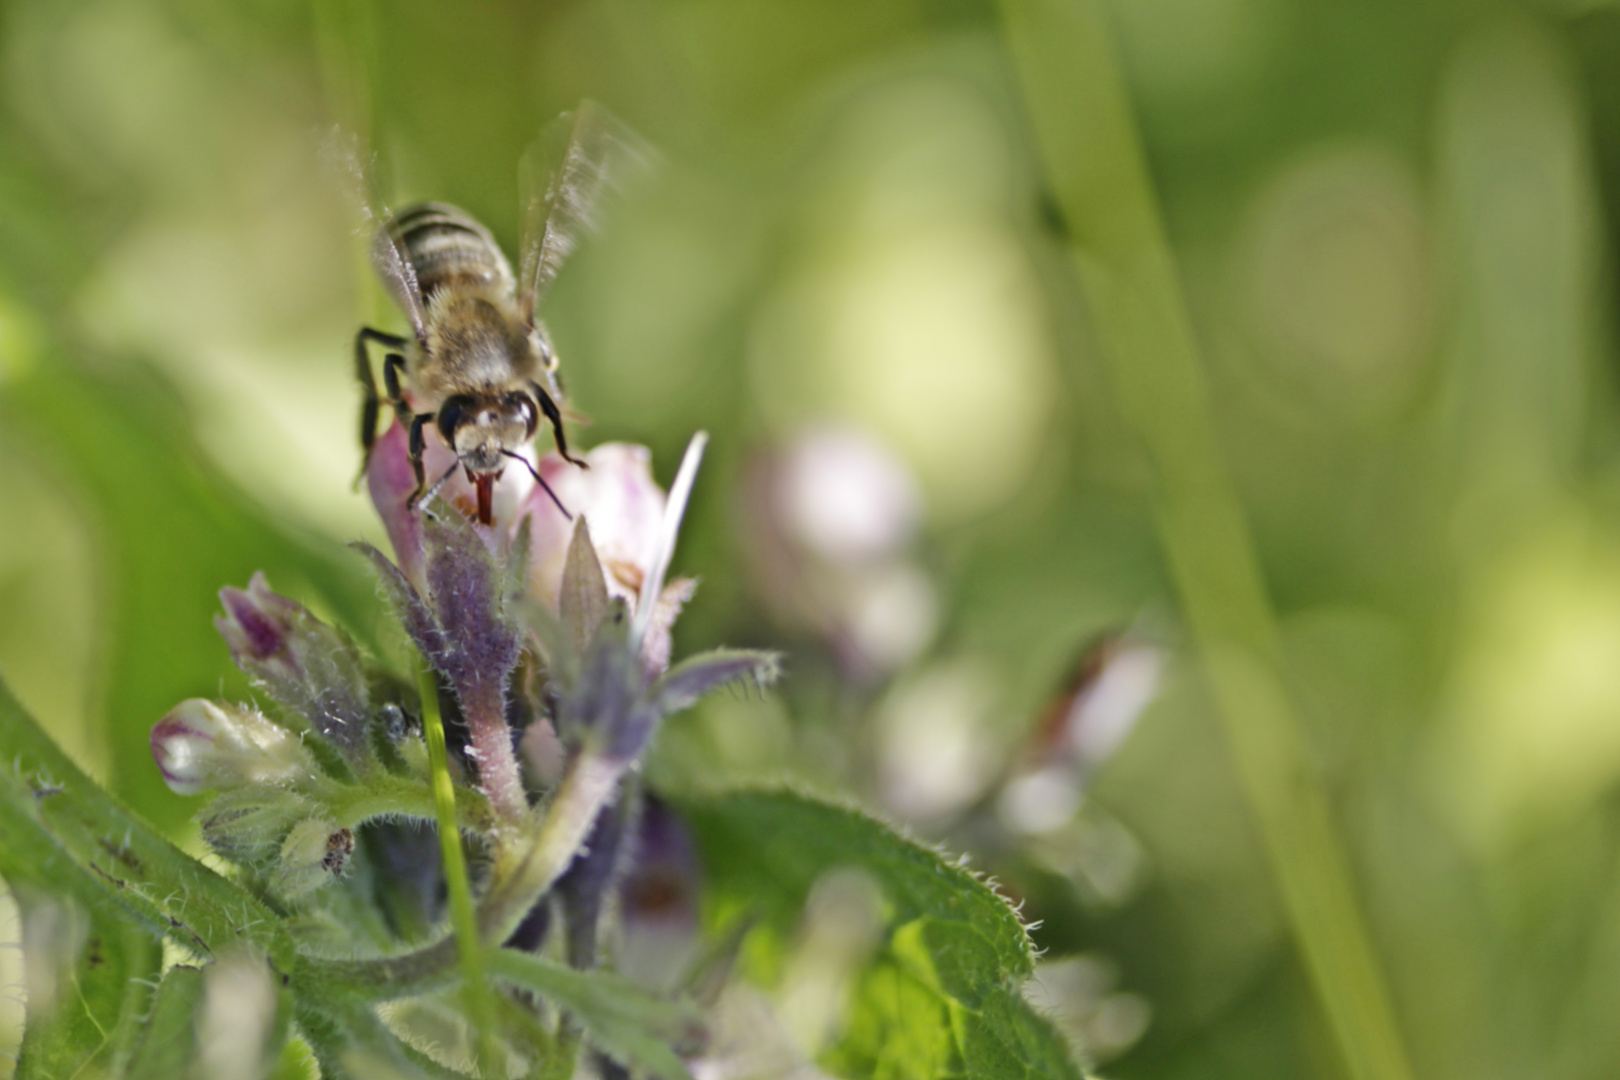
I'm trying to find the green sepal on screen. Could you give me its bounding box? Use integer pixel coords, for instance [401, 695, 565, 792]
[199, 785, 319, 866]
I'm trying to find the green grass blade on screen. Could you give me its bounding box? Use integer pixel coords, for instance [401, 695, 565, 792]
[996, 3, 1416, 1079]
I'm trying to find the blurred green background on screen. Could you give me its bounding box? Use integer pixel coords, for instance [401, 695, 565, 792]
[5, 0, 1620, 1076]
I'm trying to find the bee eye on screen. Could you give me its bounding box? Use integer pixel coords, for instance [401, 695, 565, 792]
[438, 395, 475, 444]
[507, 393, 538, 438]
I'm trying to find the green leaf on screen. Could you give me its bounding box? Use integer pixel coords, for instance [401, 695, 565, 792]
[672, 788, 1031, 976]
[487, 948, 702, 1080]
[0, 358, 383, 834]
[13, 903, 160, 1080]
[123, 965, 205, 1080]
[0, 675, 296, 969]
[670, 788, 1085, 1080]
[881, 920, 1084, 1080]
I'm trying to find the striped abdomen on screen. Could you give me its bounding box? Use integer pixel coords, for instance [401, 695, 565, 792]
[391, 203, 514, 301]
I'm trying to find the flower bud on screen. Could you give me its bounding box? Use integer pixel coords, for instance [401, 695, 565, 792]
[741, 426, 936, 682]
[274, 818, 353, 900]
[215, 573, 372, 760]
[150, 698, 316, 796]
[199, 786, 317, 864]
[617, 796, 702, 989]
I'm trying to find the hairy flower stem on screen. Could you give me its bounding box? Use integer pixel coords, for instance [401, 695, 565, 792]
[464, 684, 529, 822]
[418, 659, 497, 1070]
[481, 750, 625, 945]
[316, 772, 493, 834]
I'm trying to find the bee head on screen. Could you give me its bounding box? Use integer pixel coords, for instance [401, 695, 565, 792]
[437, 391, 538, 474]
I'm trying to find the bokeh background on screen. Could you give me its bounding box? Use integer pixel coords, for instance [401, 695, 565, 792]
[4, 0, 1620, 1076]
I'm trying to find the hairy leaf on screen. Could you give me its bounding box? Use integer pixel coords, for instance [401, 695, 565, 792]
[0, 676, 296, 968]
[124, 965, 205, 1080]
[488, 948, 702, 1080]
[14, 905, 160, 1080]
[671, 788, 1085, 1079]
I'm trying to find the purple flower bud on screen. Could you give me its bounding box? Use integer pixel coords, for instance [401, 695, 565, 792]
[617, 796, 702, 988]
[997, 636, 1164, 836]
[776, 424, 921, 564]
[556, 784, 639, 968]
[1033, 636, 1163, 771]
[355, 508, 527, 817]
[214, 573, 372, 761]
[216, 574, 303, 684]
[150, 699, 316, 796]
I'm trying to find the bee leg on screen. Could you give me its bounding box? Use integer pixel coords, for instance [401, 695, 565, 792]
[406, 412, 431, 510]
[354, 331, 383, 484]
[354, 327, 410, 483]
[531, 381, 587, 469]
[383, 354, 412, 417]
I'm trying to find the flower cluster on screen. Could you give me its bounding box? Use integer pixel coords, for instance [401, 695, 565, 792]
[152, 421, 778, 981]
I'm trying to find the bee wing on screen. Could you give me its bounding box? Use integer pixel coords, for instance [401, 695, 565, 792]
[323, 126, 429, 346]
[517, 102, 650, 322]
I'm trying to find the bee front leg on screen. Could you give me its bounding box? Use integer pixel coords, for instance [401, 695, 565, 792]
[531, 381, 587, 469]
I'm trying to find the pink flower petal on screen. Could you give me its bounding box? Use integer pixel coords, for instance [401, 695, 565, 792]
[521, 443, 666, 610]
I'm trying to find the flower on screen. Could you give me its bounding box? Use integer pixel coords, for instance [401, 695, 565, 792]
[525, 443, 666, 610]
[150, 698, 317, 796]
[365, 419, 537, 587]
[524, 442, 699, 677]
[996, 634, 1164, 838]
[366, 427, 700, 678]
[743, 423, 936, 681]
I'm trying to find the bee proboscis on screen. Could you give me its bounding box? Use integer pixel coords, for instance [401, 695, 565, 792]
[349, 103, 635, 526]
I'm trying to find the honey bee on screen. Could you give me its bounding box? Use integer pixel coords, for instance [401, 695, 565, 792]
[352, 104, 633, 525]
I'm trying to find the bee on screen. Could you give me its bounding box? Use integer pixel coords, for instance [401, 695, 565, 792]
[352, 104, 632, 525]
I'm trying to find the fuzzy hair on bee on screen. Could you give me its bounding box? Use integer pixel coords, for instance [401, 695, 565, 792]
[347, 103, 643, 526]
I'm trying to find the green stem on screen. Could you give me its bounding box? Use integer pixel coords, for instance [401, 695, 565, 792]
[317, 772, 494, 835]
[997, 3, 1415, 1080]
[417, 660, 497, 1074]
[479, 750, 624, 948]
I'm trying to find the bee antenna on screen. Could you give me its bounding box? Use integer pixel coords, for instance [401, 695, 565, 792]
[502, 450, 572, 520]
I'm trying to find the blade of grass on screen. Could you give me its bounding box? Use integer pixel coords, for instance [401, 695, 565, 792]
[416, 660, 496, 1074]
[996, 3, 1415, 1080]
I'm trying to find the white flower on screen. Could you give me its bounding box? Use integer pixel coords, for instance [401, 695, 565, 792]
[523, 438, 705, 676]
